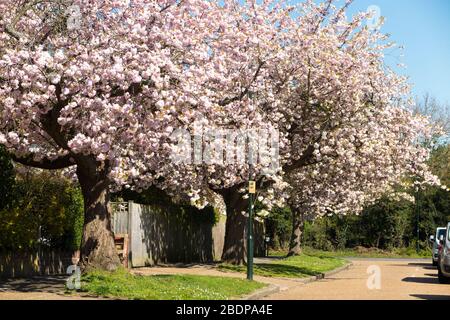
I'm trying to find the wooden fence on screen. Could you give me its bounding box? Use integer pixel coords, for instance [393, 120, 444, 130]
[0, 201, 265, 277]
[0, 250, 78, 279]
[110, 201, 230, 267]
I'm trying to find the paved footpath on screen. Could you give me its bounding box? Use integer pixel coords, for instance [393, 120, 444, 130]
[264, 258, 450, 300]
[0, 276, 102, 300]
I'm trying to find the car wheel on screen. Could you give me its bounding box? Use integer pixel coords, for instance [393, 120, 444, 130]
[438, 266, 450, 284]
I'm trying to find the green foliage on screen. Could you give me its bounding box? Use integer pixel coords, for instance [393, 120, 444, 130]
[300, 247, 430, 259]
[301, 194, 443, 252]
[429, 144, 450, 185]
[264, 206, 292, 250]
[78, 268, 265, 300]
[0, 146, 15, 210]
[0, 170, 84, 251]
[303, 216, 334, 251]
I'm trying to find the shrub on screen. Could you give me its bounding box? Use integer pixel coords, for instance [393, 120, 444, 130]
[0, 169, 84, 251]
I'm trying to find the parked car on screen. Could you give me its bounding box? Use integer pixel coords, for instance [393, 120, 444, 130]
[438, 222, 450, 284]
[430, 227, 447, 266]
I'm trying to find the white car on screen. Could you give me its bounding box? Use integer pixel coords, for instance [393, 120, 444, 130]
[430, 227, 447, 266]
[438, 222, 450, 284]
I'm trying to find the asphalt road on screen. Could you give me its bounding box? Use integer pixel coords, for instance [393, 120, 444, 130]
[264, 258, 450, 300]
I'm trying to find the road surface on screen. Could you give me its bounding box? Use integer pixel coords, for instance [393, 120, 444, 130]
[264, 258, 450, 300]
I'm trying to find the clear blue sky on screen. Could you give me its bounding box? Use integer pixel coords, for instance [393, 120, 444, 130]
[334, 0, 450, 105]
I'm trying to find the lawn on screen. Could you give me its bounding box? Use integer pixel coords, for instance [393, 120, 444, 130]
[219, 254, 346, 278]
[76, 269, 265, 300]
[301, 247, 431, 259]
[268, 247, 432, 259]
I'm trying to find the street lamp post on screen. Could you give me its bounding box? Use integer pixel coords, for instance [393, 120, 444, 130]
[247, 162, 255, 281]
[416, 190, 420, 253]
[247, 93, 257, 281]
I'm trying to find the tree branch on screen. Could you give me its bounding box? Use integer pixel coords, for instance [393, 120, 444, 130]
[219, 61, 265, 106]
[283, 144, 318, 172]
[10, 153, 76, 170]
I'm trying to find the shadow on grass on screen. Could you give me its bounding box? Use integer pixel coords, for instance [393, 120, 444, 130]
[311, 254, 342, 261]
[255, 263, 319, 277]
[220, 263, 321, 278]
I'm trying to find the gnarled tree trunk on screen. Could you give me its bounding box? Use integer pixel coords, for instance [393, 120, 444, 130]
[76, 157, 121, 272]
[288, 207, 304, 257]
[220, 185, 248, 265]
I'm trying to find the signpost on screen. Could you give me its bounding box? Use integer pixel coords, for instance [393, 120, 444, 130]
[247, 174, 255, 280]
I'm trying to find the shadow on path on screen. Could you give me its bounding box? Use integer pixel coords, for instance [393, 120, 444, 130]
[407, 263, 435, 270]
[411, 294, 450, 300]
[402, 276, 439, 284]
[389, 263, 435, 270]
[0, 276, 66, 293]
[424, 273, 438, 277]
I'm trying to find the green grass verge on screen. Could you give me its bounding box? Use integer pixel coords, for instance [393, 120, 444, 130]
[302, 247, 431, 259]
[268, 247, 431, 259]
[219, 254, 346, 278]
[77, 269, 265, 300]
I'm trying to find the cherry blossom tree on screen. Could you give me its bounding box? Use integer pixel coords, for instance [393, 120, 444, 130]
[0, 0, 284, 270]
[196, 0, 442, 263]
[285, 107, 440, 256]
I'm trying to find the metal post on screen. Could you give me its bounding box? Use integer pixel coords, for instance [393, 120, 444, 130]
[416, 191, 420, 253]
[247, 163, 254, 281]
[38, 224, 42, 275]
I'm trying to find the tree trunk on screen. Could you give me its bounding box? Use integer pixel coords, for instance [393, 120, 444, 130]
[288, 208, 304, 257]
[220, 186, 248, 265]
[76, 159, 121, 272]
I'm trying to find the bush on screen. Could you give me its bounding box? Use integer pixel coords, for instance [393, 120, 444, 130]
[264, 206, 292, 250]
[0, 146, 15, 210]
[0, 169, 84, 251]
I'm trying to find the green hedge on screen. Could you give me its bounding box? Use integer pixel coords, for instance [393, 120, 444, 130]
[0, 148, 84, 251]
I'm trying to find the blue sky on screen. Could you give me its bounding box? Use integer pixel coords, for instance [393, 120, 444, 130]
[335, 0, 450, 105]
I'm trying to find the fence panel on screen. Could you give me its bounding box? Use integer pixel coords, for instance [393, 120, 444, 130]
[110, 202, 129, 234]
[0, 250, 77, 278]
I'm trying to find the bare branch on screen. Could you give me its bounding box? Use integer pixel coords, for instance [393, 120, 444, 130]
[10, 153, 76, 169]
[219, 61, 265, 106]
